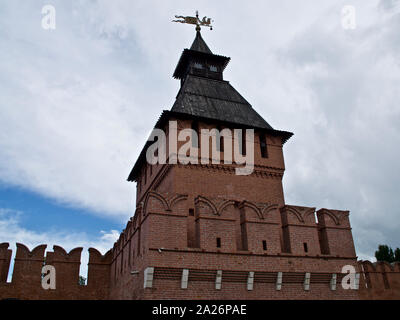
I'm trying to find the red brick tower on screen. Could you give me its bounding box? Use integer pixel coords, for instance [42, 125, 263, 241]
[2, 30, 400, 302]
[108, 31, 359, 299]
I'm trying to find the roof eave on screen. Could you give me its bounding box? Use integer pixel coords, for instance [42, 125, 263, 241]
[127, 111, 293, 182]
[172, 49, 231, 79]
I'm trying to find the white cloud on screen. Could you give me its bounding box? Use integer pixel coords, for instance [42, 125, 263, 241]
[0, 208, 119, 282]
[0, 0, 399, 259]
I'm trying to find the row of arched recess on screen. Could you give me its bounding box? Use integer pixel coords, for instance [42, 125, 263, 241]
[110, 191, 349, 276]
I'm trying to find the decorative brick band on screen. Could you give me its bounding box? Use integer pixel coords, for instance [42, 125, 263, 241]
[148, 247, 357, 260]
[150, 267, 351, 292]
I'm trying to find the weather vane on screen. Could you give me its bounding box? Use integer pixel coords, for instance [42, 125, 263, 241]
[172, 10, 213, 31]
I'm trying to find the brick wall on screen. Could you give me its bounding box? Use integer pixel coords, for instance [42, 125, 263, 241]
[358, 261, 400, 299]
[0, 243, 111, 300]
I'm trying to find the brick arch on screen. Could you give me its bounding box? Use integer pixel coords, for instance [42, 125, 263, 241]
[285, 206, 304, 223]
[261, 204, 278, 219]
[303, 207, 317, 223]
[240, 200, 263, 219]
[217, 200, 236, 215]
[195, 195, 218, 215]
[144, 191, 169, 214]
[169, 194, 188, 211]
[318, 209, 340, 225]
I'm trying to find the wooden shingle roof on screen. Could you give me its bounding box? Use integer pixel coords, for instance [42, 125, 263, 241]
[171, 75, 274, 130]
[190, 31, 212, 54]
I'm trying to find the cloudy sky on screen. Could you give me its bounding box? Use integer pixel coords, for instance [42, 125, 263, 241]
[0, 0, 399, 279]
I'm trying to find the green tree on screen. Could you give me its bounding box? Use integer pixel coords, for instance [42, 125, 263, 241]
[375, 244, 395, 263]
[394, 248, 400, 262]
[78, 276, 86, 286]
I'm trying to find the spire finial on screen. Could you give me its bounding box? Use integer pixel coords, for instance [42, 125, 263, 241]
[172, 11, 213, 31]
[195, 11, 200, 31]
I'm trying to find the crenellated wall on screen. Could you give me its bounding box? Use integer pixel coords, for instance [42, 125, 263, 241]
[0, 243, 111, 300]
[1, 192, 399, 300]
[358, 260, 400, 300]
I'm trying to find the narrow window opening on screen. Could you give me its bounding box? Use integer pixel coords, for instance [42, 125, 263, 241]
[189, 209, 194, 216]
[262, 240, 267, 251]
[260, 133, 268, 158]
[209, 65, 218, 72]
[216, 237, 221, 248]
[303, 242, 308, 253]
